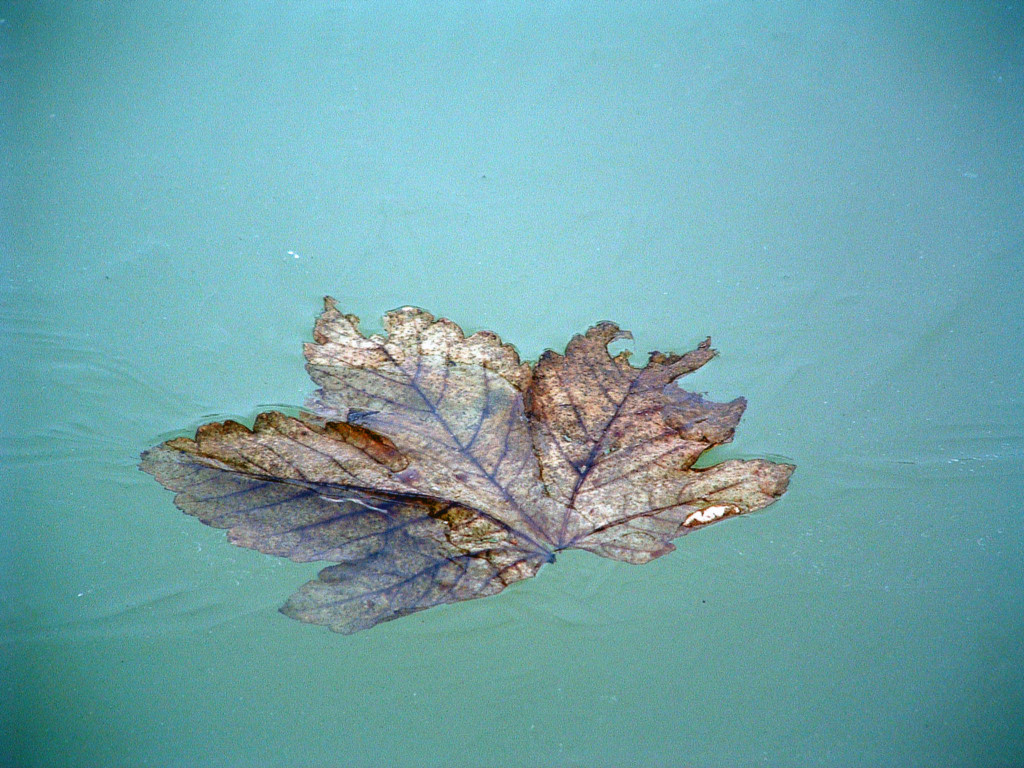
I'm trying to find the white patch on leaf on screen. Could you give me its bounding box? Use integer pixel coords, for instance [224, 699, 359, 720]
[684, 504, 740, 527]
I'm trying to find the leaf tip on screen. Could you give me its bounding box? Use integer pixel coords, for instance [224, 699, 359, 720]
[586, 321, 632, 345]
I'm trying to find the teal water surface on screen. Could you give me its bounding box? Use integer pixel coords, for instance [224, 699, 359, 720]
[2, 3, 1023, 766]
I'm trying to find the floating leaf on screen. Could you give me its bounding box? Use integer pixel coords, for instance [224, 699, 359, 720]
[141, 298, 793, 633]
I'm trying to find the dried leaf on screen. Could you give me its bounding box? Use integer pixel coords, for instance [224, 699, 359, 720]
[140, 298, 794, 633]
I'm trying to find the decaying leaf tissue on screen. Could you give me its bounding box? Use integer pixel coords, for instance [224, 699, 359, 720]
[141, 298, 794, 634]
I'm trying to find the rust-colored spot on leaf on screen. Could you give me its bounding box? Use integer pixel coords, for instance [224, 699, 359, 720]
[140, 297, 794, 633]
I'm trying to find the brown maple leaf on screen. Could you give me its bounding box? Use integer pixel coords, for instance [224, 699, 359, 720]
[140, 298, 794, 634]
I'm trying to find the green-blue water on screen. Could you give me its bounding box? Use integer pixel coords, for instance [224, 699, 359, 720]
[3, 3, 1022, 766]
